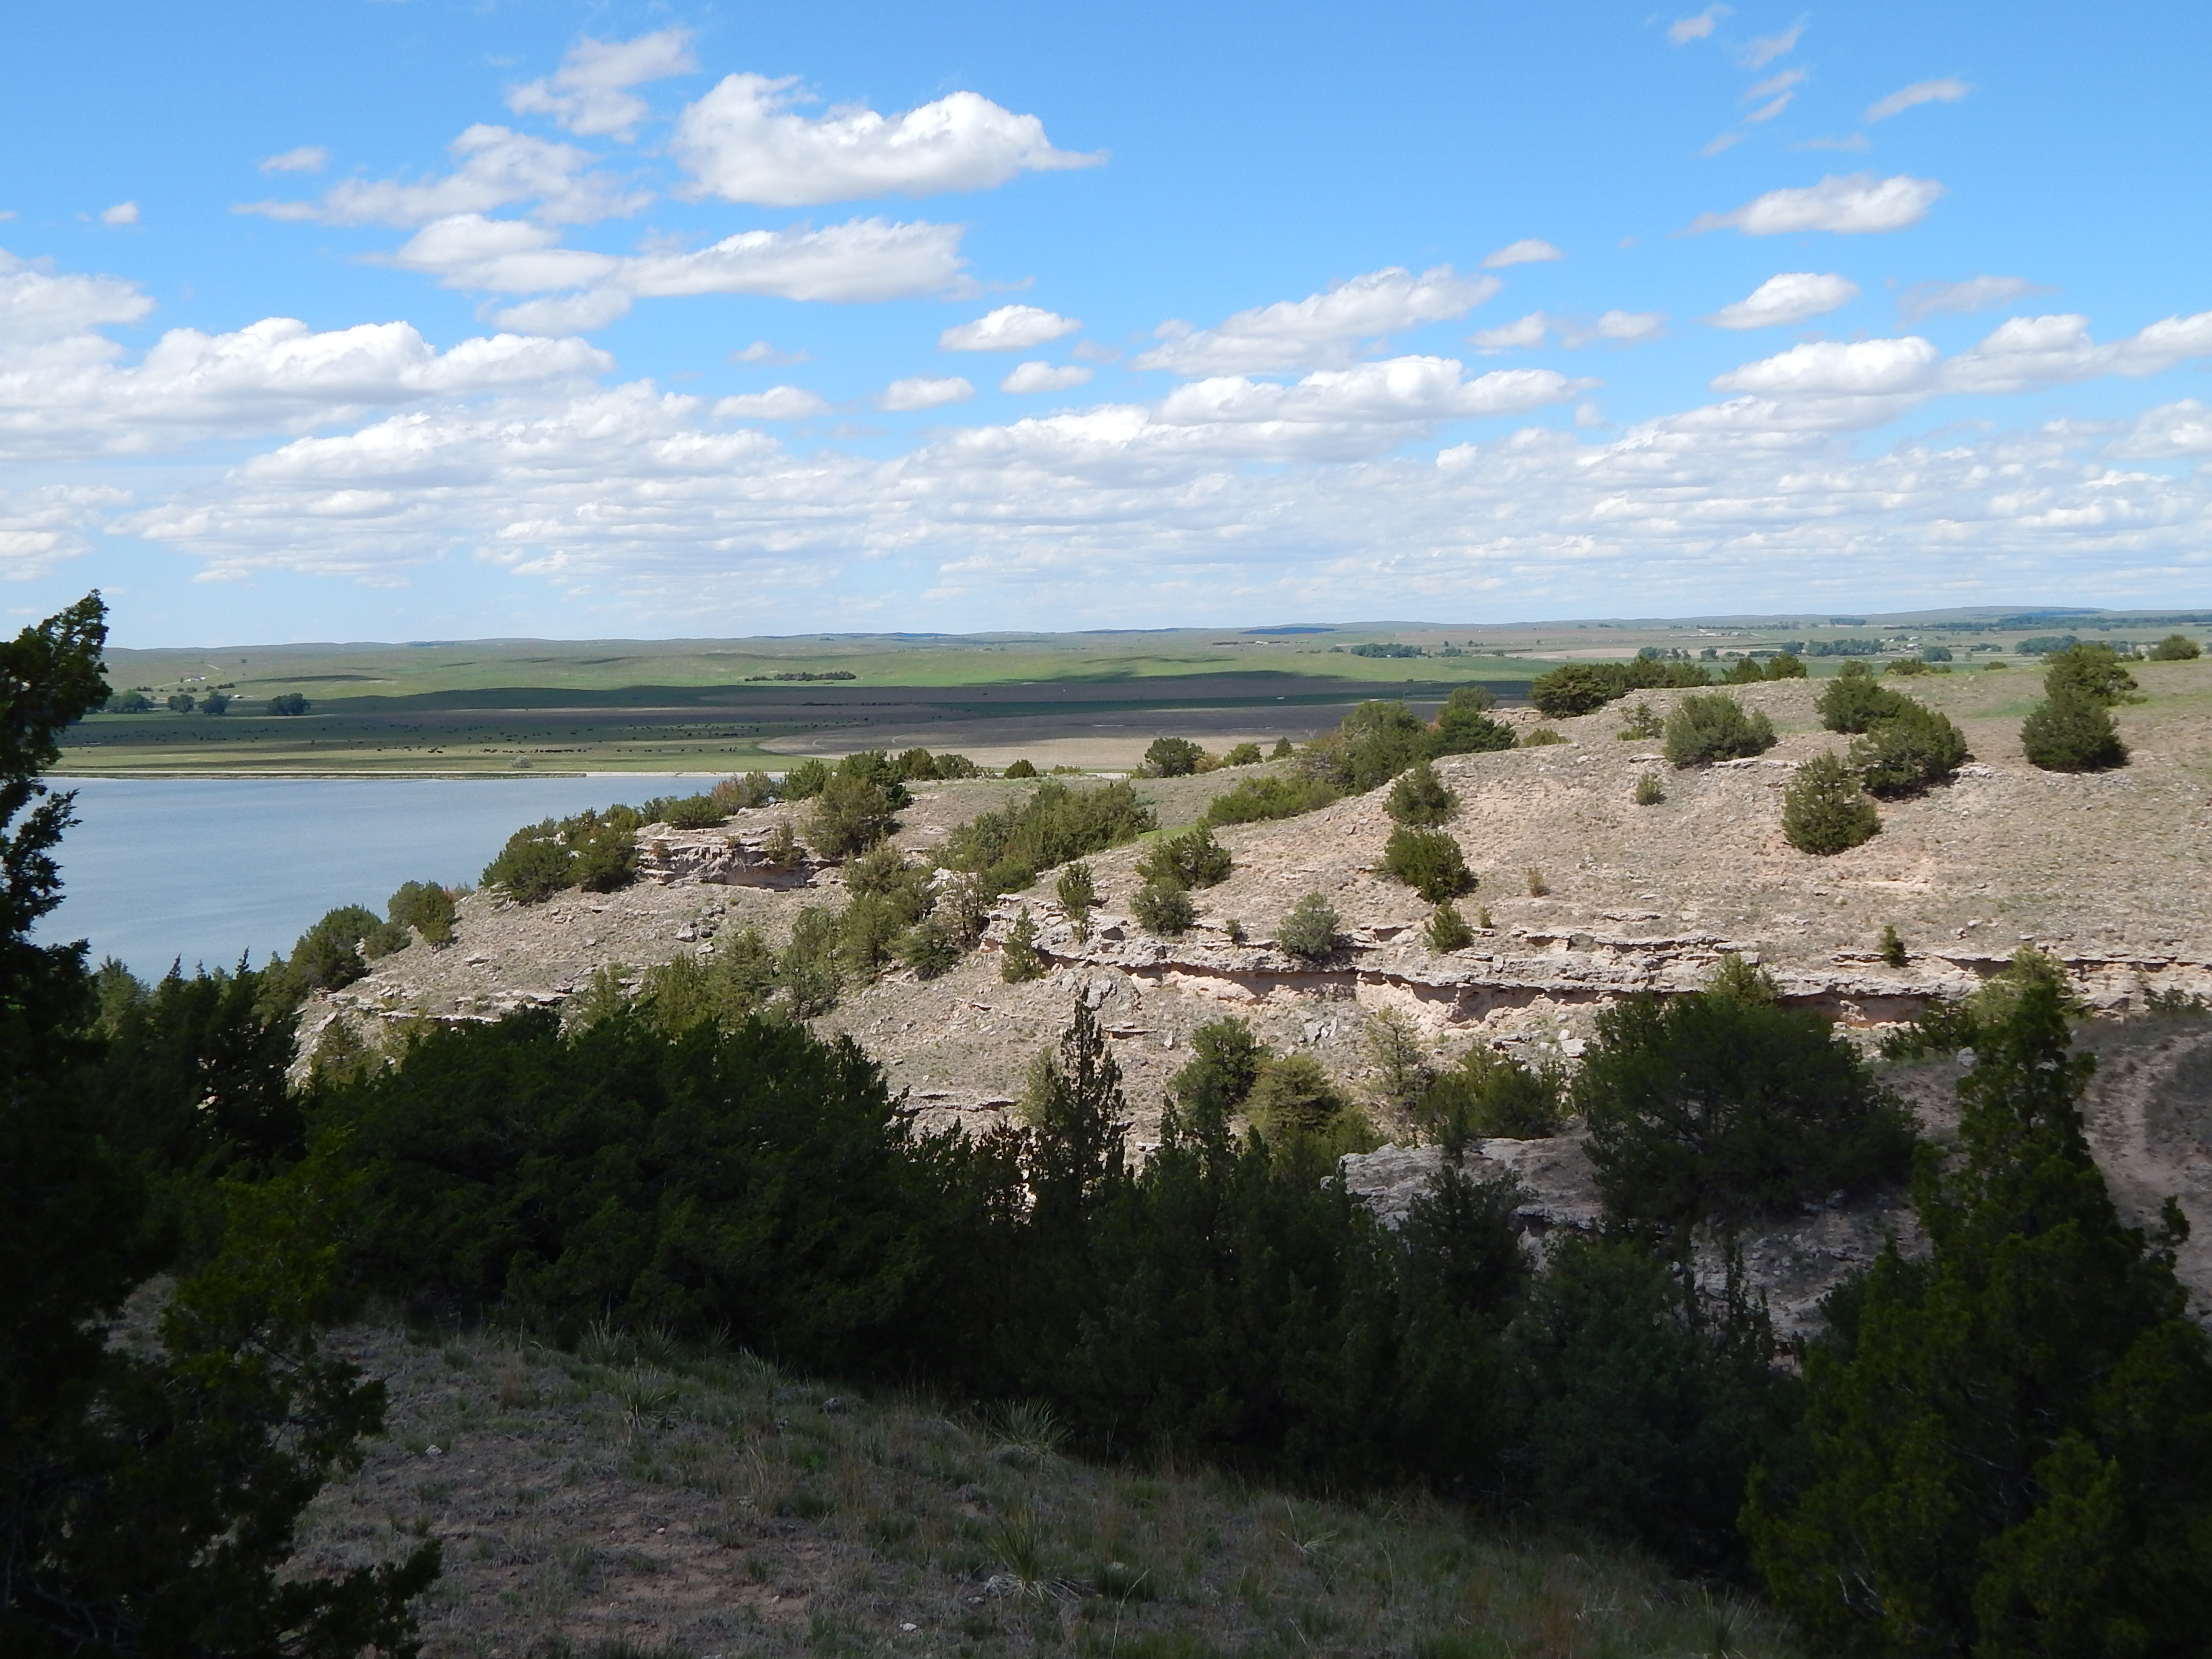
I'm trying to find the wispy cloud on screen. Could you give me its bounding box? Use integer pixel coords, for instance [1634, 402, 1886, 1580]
[1481, 239, 1564, 268]
[1897, 275, 2053, 325]
[1740, 18, 1805, 68]
[1134, 266, 1500, 376]
[1866, 78, 1970, 122]
[1667, 4, 1729, 45]
[507, 29, 697, 142]
[259, 146, 327, 174]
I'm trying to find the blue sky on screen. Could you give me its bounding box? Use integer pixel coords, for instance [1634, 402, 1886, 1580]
[5, 0, 2211, 644]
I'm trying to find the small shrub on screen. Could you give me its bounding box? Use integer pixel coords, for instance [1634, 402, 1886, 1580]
[1384, 827, 1473, 902]
[1416, 1044, 1565, 1146]
[1141, 736, 1206, 777]
[1202, 774, 1339, 825]
[1000, 908, 1045, 983]
[1132, 880, 1196, 937]
[2149, 632, 2202, 660]
[713, 771, 776, 810]
[1278, 892, 1340, 962]
[1135, 824, 1232, 889]
[1221, 741, 1263, 766]
[1425, 901, 1475, 953]
[1269, 737, 1294, 758]
[483, 821, 573, 903]
[1003, 758, 1038, 778]
[781, 758, 831, 799]
[1170, 1016, 1266, 1118]
[760, 821, 802, 869]
[2042, 641, 2141, 705]
[809, 773, 901, 857]
[897, 915, 964, 979]
[1764, 653, 1808, 679]
[1528, 664, 1623, 718]
[1386, 760, 1456, 826]
[1245, 1054, 1368, 1149]
[1782, 754, 1881, 855]
[644, 792, 728, 830]
[1816, 661, 1910, 733]
[1435, 684, 1517, 754]
[1055, 861, 1098, 941]
[2021, 689, 2129, 772]
[1617, 701, 1664, 741]
[386, 879, 456, 946]
[1849, 701, 1970, 798]
[941, 781, 1153, 892]
[1633, 773, 1666, 806]
[1880, 923, 1907, 968]
[1520, 726, 1567, 747]
[1524, 866, 1549, 897]
[1664, 694, 1776, 767]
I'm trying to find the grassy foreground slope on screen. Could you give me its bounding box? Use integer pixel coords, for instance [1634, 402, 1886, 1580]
[301, 1318, 1797, 1659]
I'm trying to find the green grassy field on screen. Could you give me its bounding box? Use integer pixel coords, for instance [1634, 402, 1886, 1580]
[64, 611, 2211, 777]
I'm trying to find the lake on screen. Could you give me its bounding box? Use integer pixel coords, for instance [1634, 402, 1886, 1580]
[37, 775, 700, 978]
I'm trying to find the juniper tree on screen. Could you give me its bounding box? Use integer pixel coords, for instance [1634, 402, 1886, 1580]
[2022, 687, 2129, 772]
[1000, 907, 1044, 983]
[1849, 701, 1969, 798]
[1386, 758, 1456, 825]
[1747, 974, 2212, 1654]
[1782, 753, 1881, 855]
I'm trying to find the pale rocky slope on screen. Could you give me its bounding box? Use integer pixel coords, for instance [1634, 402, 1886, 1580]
[308, 659, 2212, 1319]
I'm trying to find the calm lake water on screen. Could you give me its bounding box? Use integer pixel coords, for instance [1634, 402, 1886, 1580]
[37, 775, 697, 978]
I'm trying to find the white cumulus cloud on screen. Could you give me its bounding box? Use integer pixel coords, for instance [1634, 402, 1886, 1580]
[260, 146, 327, 174]
[1898, 275, 2051, 325]
[1134, 266, 1500, 377]
[0, 484, 128, 579]
[716, 385, 831, 420]
[100, 202, 139, 226]
[1689, 172, 1943, 235]
[880, 375, 974, 411]
[1481, 239, 1564, 268]
[507, 29, 697, 141]
[2109, 400, 2212, 460]
[1706, 272, 1860, 329]
[1713, 336, 1940, 398]
[1471, 312, 1549, 353]
[1001, 361, 1092, 394]
[240, 124, 649, 228]
[940, 304, 1080, 352]
[1866, 78, 1970, 122]
[391, 213, 968, 313]
[1940, 312, 2212, 395]
[672, 74, 1101, 207]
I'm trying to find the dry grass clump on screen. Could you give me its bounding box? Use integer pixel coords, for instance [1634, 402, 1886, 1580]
[295, 1320, 1802, 1659]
